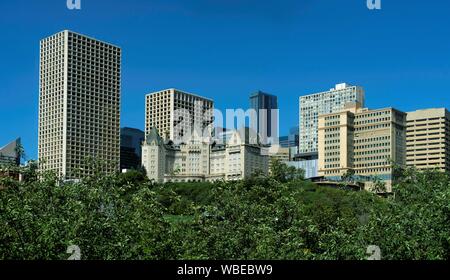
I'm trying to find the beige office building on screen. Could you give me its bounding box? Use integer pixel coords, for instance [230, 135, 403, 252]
[38, 30, 121, 179]
[145, 89, 214, 144]
[406, 108, 450, 172]
[318, 103, 407, 192]
[267, 145, 291, 174]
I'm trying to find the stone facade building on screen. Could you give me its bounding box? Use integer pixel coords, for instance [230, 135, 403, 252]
[142, 128, 269, 183]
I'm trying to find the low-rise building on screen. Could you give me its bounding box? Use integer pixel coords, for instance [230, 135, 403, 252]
[0, 138, 21, 166]
[284, 159, 319, 179]
[142, 128, 269, 183]
[0, 139, 21, 185]
[267, 145, 292, 174]
[283, 152, 319, 179]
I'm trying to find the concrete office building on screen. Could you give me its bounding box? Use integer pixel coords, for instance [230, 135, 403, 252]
[120, 127, 145, 171]
[268, 145, 291, 162]
[267, 145, 291, 174]
[250, 91, 279, 144]
[38, 30, 121, 179]
[142, 127, 269, 183]
[406, 108, 450, 172]
[145, 89, 214, 144]
[318, 102, 407, 192]
[299, 83, 365, 155]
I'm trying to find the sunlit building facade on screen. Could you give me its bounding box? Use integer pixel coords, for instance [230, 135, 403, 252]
[299, 83, 365, 154]
[406, 108, 450, 172]
[318, 102, 406, 192]
[38, 30, 121, 179]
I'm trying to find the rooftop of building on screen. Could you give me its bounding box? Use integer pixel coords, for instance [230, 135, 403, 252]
[41, 30, 121, 50]
[250, 90, 277, 98]
[121, 127, 145, 133]
[318, 102, 405, 119]
[407, 107, 450, 114]
[146, 88, 214, 102]
[300, 83, 363, 100]
[145, 127, 164, 146]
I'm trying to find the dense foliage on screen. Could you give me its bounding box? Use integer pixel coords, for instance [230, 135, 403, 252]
[1, 161, 449, 260]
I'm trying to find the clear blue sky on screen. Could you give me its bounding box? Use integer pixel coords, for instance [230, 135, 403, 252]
[1, 0, 450, 160]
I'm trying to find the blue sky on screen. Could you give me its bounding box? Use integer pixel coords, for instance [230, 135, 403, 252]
[1, 0, 450, 159]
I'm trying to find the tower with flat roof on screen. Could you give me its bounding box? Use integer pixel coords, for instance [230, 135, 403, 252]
[406, 108, 450, 172]
[249, 91, 278, 144]
[145, 89, 214, 144]
[38, 30, 121, 179]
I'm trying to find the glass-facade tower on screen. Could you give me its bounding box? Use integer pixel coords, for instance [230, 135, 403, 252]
[250, 91, 278, 143]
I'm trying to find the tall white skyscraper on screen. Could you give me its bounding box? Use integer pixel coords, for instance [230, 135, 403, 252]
[38, 30, 121, 179]
[299, 83, 365, 154]
[145, 89, 214, 143]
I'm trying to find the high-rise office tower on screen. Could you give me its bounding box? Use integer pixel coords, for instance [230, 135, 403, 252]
[299, 83, 365, 155]
[318, 102, 406, 192]
[145, 89, 214, 143]
[249, 91, 278, 143]
[38, 30, 121, 179]
[406, 108, 450, 172]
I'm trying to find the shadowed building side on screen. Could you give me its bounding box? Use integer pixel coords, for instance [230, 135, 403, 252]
[120, 127, 145, 171]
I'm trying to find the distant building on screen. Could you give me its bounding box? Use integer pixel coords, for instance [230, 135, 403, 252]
[120, 127, 145, 171]
[142, 127, 269, 183]
[406, 108, 450, 172]
[212, 127, 234, 145]
[279, 126, 299, 148]
[0, 138, 21, 166]
[267, 145, 291, 174]
[145, 89, 214, 144]
[38, 30, 121, 179]
[284, 151, 319, 179]
[250, 91, 279, 144]
[285, 160, 319, 179]
[299, 83, 365, 155]
[318, 102, 406, 192]
[270, 147, 291, 163]
[0, 139, 21, 184]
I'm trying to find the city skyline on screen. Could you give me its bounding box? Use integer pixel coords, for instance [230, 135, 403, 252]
[2, 0, 450, 159]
